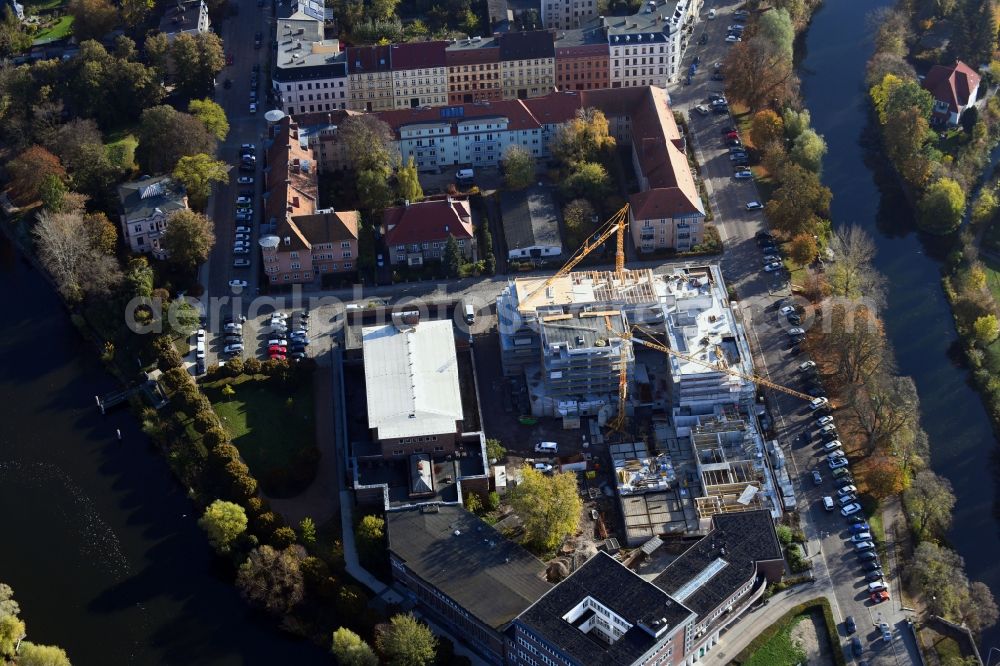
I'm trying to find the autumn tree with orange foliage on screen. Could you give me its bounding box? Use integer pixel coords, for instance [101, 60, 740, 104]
[866, 458, 908, 500]
[8, 146, 66, 206]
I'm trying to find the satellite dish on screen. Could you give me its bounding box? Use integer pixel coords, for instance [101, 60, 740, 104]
[264, 109, 286, 123]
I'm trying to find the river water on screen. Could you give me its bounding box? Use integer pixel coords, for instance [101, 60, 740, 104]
[800, 0, 1000, 652]
[0, 235, 328, 665]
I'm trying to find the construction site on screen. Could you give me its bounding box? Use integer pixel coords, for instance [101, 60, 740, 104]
[492, 206, 804, 546]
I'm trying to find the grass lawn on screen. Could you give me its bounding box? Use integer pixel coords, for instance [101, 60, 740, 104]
[104, 130, 138, 173]
[205, 375, 318, 495]
[933, 127, 966, 157]
[33, 15, 73, 43]
[742, 612, 808, 666]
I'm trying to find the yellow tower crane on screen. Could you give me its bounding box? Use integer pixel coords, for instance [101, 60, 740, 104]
[518, 204, 629, 312]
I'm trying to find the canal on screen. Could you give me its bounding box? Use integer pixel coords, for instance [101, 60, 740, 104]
[0, 235, 328, 665]
[800, 0, 1000, 653]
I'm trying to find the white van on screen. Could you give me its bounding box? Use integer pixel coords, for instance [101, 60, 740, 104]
[456, 168, 475, 185]
[535, 442, 558, 454]
[822, 496, 835, 511]
[464, 303, 476, 325]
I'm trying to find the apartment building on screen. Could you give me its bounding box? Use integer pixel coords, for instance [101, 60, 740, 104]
[117, 177, 188, 259]
[347, 45, 394, 111]
[382, 197, 477, 266]
[290, 109, 361, 172]
[498, 31, 555, 100]
[603, 0, 700, 88]
[258, 117, 360, 284]
[541, 0, 599, 30]
[554, 31, 611, 91]
[158, 0, 209, 41]
[272, 18, 349, 115]
[389, 41, 450, 109]
[446, 38, 503, 104]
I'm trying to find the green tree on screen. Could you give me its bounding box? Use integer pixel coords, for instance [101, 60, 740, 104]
[120, 0, 154, 27]
[145, 32, 172, 79]
[136, 105, 217, 174]
[396, 157, 424, 203]
[764, 163, 831, 238]
[236, 545, 307, 615]
[173, 153, 229, 210]
[550, 107, 616, 166]
[39, 175, 68, 212]
[460, 7, 479, 34]
[485, 438, 506, 462]
[376, 613, 437, 666]
[781, 108, 811, 140]
[788, 233, 818, 264]
[443, 235, 462, 277]
[973, 314, 1000, 344]
[299, 517, 317, 545]
[17, 642, 72, 666]
[68, 0, 118, 41]
[0, 6, 32, 58]
[332, 627, 379, 666]
[917, 178, 965, 234]
[161, 209, 216, 271]
[198, 500, 248, 553]
[790, 128, 827, 174]
[884, 106, 932, 188]
[465, 492, 482, 513]
[0, 614, 25, 659]
[357, 167, 394, 211]
[749, 109, 785, 149]
[725, 39, 797, 113]
[756, 8, 794, 58]
[0, 583, 20, 618]
[355, 514, 385, 564]
[971, 187, 998, 227]
[904, 470, 956, 541]
[510, 467, 582, 550]
[83, 212, 119, 256]
[502, 145, 535, 190]
[487, 491, 501, 510]
[563, 198, 596, 249]
[222, 384, 236, 399]
[561, 162, 610, 201]
[870, 73, 934, 126]
[188, 98, 230, 140]
[339, 114, 396, 173]
[370, 0, 400, 20]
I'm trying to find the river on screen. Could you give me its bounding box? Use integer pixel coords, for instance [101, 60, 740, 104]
[0, 235, 328, 665]
[800, 0, 1000, 653]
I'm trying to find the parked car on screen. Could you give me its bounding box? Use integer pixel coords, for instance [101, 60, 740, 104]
[879, 622, 892, 642]
[533, 462, 553, 473]
[854, 541, 874, 552]
[845, 616, 857, 634]
[838, 484, 857, 496]
[788, 327, 805, 336]
[725, 34, 741, 42]
[851, 637, 863, 658]
[812, 470, 822, 485]
[223, 344, 243, 354]
[824, 440, 843, 452]
[867, 570, 885, 582]
[840, 501, 862, 515]
[228, 279, 248, 289]
[237, 176, 254, 184]
[695, 104, 711, 115]
[734, 169, 752, 179]
[851, 522, 871, 533]
[746, 201, 763, 210]
[816, 415, 834, 427]
[863, 560, 881, 571]
[235, 226, 251, 234]
[871, 590, 890, 604]
[249, 102, 257, 113]
[267, 338, 287, 347]
[763, 261, 783, 272]
[268, 345, 287, 354]
[269, 353, 286, 360]
[859, 551, 879, 563]
[810, 396, 830, 411]
[851, 532, 872, 543]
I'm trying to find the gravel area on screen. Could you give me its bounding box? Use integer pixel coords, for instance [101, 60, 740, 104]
[788, 611, 836, 666]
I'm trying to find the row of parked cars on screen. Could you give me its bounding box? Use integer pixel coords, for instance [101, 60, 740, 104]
[234, 143, 257, 268]
[262, 311, 311, 361]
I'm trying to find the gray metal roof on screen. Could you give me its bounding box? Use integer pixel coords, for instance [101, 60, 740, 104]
[500, 186, 563, 254]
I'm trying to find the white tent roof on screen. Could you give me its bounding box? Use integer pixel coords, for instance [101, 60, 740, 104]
[362, 319, 463, 440]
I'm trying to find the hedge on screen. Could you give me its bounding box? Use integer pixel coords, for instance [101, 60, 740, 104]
[731, 597, 846, 666]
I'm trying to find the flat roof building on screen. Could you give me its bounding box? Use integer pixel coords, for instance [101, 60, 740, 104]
[362, 314, 464, 458]
[500, 186, 563, 261]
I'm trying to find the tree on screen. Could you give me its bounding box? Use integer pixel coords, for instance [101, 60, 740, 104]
[339, 114, 396, 173]
[827, 225, 885, 303]
[790, 129, 827, 173]
[271, 526, 298, 548]
[161, 210, 216, 271]
[485, 438, 506, 462]
[370, 0, 400, 20]
[788, 233, 818, 264]
[376, 613, 437, 666]
[854, 374, 919, 454]
[236, 545, 307, 615]
[904, 470, 956, 540]
[17, 642, 72, 666]
[8, 145, 66, 206]
[823, 305, 887, 387]
[199, 500, 248, 553]
[84, 211, 119, 256]
[332, 627, 379, 666]
[0, 6, 32, 58]
[954, 0, 997, 65]
[136, 105, 217, 174]
[145, 32, 172, 79]
[550, 107, 615, 166]
[724, 39, 798, 112]
[444, 235, 462, 277]
[357, 167, 394, 212]
[781, 108, 811, 140]
[870, 73, 934, 126]
[962, 581, 1000, 634]
[173, 153, 229, 210]
[355, 514, 385, 564]
[910, 541, 968, 619]
[222, 384, 236, 399]
[396, 156, 423, 203]
[33, 210, 122, 301]
[973, 314, 1000, 344]
[756, 8, 794, 58]
[0, 583, 20, 618]
[299, 517, 317, 545]
[764, 164, 831, 238]
[188, 98, 230, 140]
[971, 188, 998, 227]
[750, 110, 785, 149]
[120, 0, 154, 27]
[561, 162, 610, 201]
[169, 32, 225, 97]
[918, 178, 965, 235]
[563, 198, 596, 249]
[865, 458, 907, 499]
[884, 106, 932, 188]
[68, 0, 118, 41]
[0, 614, 25, 659]
[502, 145, 535, 189]
[510, 467, 582, 550]
[39, 175, 68, 212]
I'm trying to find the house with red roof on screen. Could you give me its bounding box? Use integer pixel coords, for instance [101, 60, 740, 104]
[922, 60, 981, 126]
[382, 196, 477, 266]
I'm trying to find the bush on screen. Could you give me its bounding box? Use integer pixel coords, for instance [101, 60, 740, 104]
[153, 335, 183, 371]
[193, 408, 218, 433]
[776, 524, 794, 545]
[244, 357, 262, 375]
[271, 526, 298, 548]
[203, 427, 230, 449]
[786, 543, 811, 573]
[227, 357, 245, 377]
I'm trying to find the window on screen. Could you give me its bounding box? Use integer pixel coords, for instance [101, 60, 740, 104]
[342, 250, 352, 258]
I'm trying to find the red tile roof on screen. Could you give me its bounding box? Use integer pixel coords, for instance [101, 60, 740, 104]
[265, 117, 319, 226]
[278, 209, 358, 251]
[923, 60, 981, 115]
[445, 45, 500, 66]
[377, 99, 545, 135]
[389, 41, 448, 70]
[383, 197, 474, 246]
